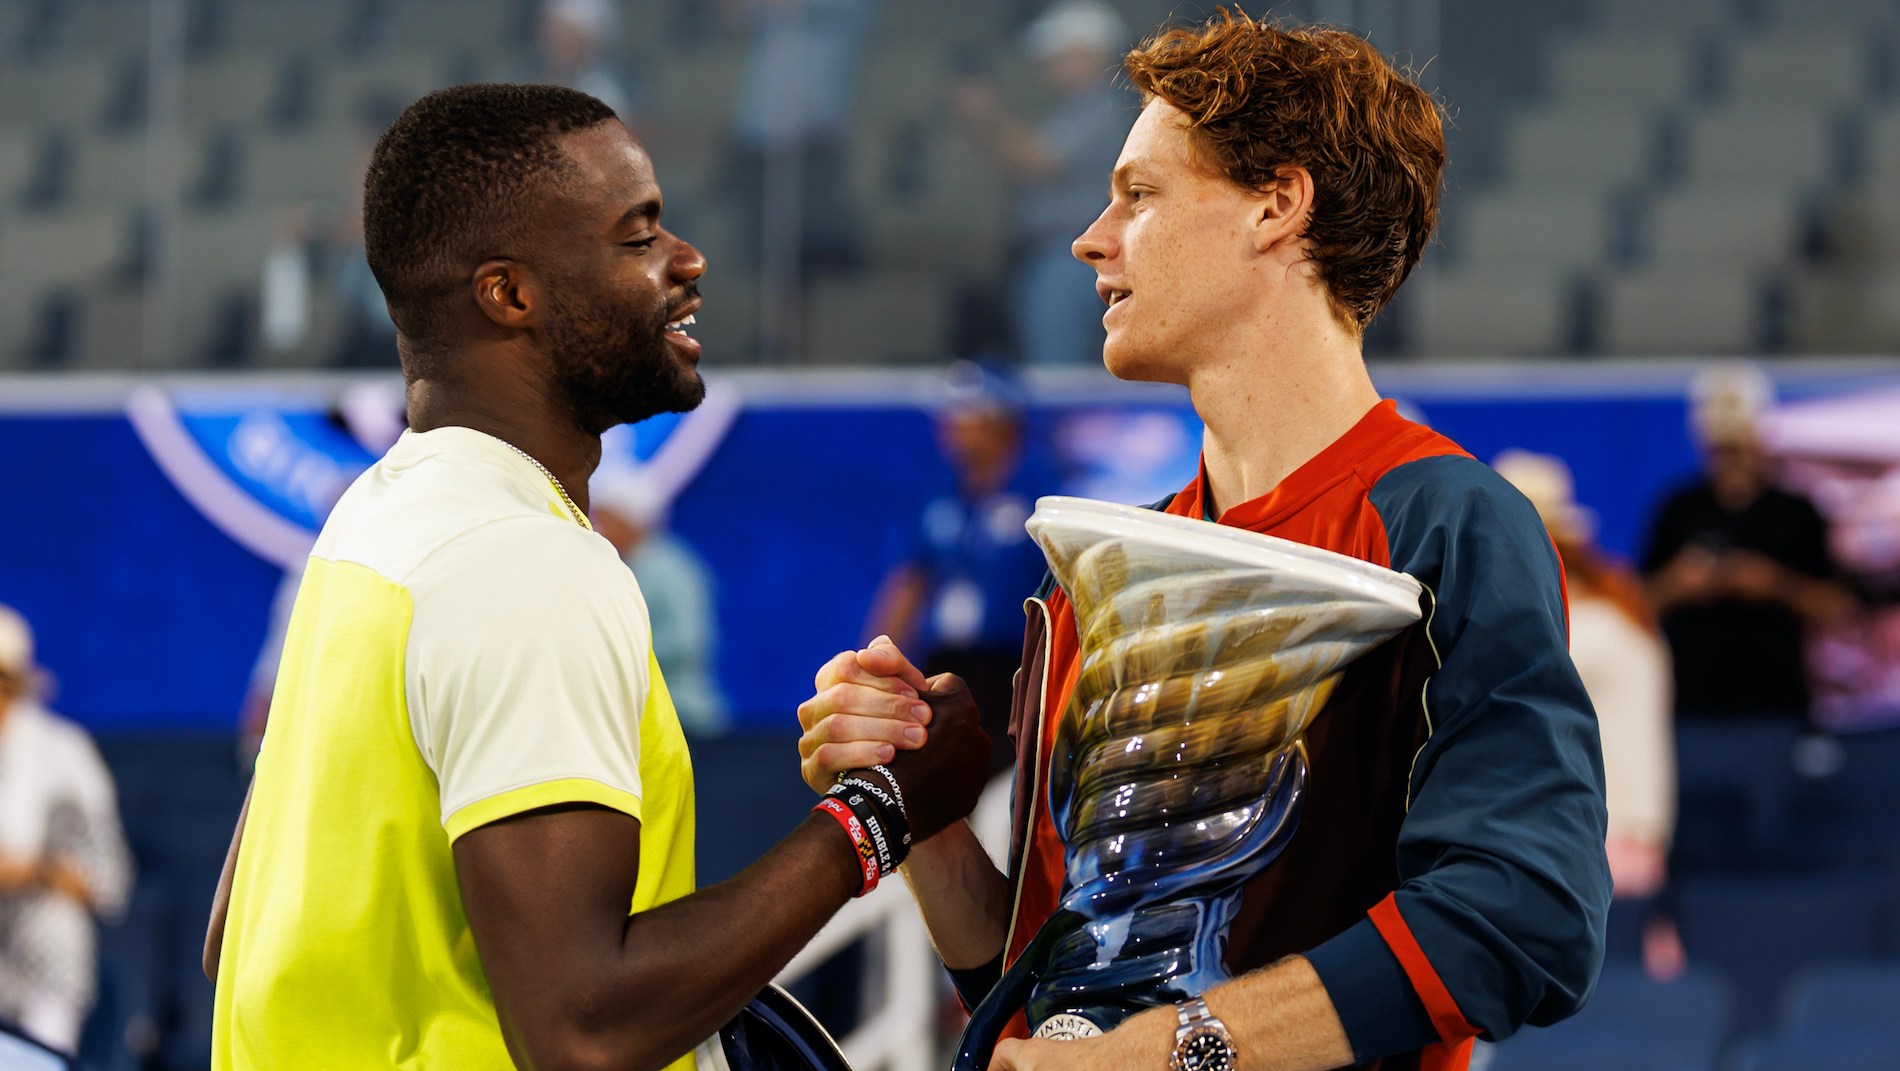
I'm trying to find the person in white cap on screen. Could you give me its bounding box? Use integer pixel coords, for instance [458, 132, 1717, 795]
[589, 470, 731, 737]
[1642, 361, 1854, 721]
[954, 0, 1134, 365]
[0, 605, 133, 1054]
[1495, 450, 1684, 982]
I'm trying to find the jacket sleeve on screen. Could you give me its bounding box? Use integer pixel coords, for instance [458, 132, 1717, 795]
[1305, 456, 1611, 1062]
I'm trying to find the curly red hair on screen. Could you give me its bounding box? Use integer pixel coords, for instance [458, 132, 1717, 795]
[1124, 8, 1445, 330]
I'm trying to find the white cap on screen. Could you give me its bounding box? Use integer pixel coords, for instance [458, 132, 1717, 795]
[1025, 0, 1129, 58]
[1688, 360, 1775, 446]
[544, 0, 617, 40]
[0, 604, 35, 684]
[590, 470, 669, 529]
[1493, 449, 1597, 545]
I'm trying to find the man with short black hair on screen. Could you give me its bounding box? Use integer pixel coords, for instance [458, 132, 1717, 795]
[205, 83, 990, 1071]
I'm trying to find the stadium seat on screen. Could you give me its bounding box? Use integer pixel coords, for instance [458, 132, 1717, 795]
[238, 127, 373, 205]
[1758, 0, 1897, 27]
[1675, 874, 1884, 1027]
[805, 273, 950, 364]
[0, 56, 126, 130]
[1679, 108, 1841, 189]
[58, 0, 165, 57]
[1671, 719, 1804, 874]
[1722, 32, 1873, 107]
[1784, 268, 1900, 352]
[375, 0, 524, 55]
[1731, 1026, 1900, 1071]
[67, 285, 147, 370]
[648, 47, 748, 130]
[1455, 191, 1618, 270]
[1595, 268, 1764, 354]
[179, 55, 294, 129]
[1594, 0, 1737, 32]
[0, 209, 135, 291]
[1406, 266, 1582, 357]
[1640, 187, 1808, 268]
[308, 52, 464, 129]
[1781, 963, 1900, 1030]
[1500, 108, 1663, 188]
[0, 131, 50, 205]
[1547, 36, 1702, 105]
[1485, 966, 1731, 1071]
[1855, 108, 1900, 188]
[214, 0, 353, 55]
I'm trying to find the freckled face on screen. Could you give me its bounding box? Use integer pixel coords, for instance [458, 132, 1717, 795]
[1072, 101, 1267, 385]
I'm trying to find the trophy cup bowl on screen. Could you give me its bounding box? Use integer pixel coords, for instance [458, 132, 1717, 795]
[953, 497, 1423, 1068]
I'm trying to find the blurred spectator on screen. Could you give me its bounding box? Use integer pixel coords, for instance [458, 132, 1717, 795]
[591, 472, 731, 737]
[259, 133, 397, 369]
[1496, 450, 1682, 980]
[0, 606, 132, 1054]
[722, 0, 873, 278]
[1642, 363, 1855, 722]
[954, 0, 1132, 366]
[530, 0, 635, 118]
[864, 363, 1051, 773]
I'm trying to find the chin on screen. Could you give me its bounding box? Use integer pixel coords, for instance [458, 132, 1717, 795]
[1102, 336, 1188, 386]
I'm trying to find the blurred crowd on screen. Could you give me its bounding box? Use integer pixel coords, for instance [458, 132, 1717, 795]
[252, 0, 1140, 370]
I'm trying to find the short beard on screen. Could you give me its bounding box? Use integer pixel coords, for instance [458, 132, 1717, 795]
[545, 286, 706, 435]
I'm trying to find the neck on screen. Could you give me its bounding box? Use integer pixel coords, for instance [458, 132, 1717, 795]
[406, 364, 602, 516]
[1188, 309, 1379, 517]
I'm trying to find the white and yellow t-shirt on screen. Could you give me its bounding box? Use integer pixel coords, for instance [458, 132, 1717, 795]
[212, 426, 696, 1070]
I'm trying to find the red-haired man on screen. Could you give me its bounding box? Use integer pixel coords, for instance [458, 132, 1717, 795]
[799, 12, 1608, 1071]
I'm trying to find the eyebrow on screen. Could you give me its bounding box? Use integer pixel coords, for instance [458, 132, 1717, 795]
[616, 198, 661, 231]
[1110, 162, 1146, 195]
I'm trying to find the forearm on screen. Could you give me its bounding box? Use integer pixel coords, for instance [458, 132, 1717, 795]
[534, 813, 863, 1071]
[1071, 957, 1354, 1071]
[899, 819, 1010, 970]
[1212, 957, 1355, 1071]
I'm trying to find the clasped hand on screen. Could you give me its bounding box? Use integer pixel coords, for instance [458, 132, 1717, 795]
[797, 636, 949, 792]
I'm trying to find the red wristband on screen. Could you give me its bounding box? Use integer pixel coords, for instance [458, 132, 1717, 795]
[814, 797, 879, 896]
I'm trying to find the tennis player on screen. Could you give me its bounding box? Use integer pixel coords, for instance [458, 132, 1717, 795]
[203, 83, 990, 1071]
[799, 13, 1610, 1071]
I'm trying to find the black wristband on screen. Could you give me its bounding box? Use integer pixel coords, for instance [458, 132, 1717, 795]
[827, 775, 912, 875]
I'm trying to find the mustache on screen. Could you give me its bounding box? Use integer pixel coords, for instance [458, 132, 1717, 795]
[664, 283, 701, 320]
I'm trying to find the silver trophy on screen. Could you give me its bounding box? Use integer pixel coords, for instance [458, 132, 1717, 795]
[954, 497, 1423, 1067]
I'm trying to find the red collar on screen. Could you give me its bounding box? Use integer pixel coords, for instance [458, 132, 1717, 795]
[1167, 399, 1417, 531]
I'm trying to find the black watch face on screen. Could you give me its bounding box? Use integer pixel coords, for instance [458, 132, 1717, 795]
[1179, 1028, 1235, 1071]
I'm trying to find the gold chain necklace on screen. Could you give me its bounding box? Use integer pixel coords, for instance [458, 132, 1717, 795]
[502, 442, 587, 528]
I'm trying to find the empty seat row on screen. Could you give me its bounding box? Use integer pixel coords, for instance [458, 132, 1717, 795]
[0, 50, 482, 134]
[5, 0, 532, 61]
[1499, 107, 1852, 191]
[1449, 186, 1814, 270]
[1488, 963, 1900, 1071]
[1550, 25, 1900, 109]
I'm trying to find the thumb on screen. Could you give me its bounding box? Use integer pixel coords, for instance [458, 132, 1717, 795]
[861, 636, 929, 691]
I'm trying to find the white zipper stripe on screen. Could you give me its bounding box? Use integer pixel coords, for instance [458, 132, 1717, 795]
[1405, 582, 1443, 811]
[1003, 594, 1057, 963]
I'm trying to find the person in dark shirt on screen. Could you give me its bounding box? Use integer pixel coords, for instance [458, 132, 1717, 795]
[864, 362, 1052, 774]
[1643, 363, 1854, 720]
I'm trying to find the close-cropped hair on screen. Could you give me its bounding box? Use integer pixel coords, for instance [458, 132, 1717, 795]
[363, 83, 618, 355]
[1124, 8, 1446, 330]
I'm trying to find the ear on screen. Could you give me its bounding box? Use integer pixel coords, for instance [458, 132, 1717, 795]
[1250, 165, 1316, 255]
[470, 259, 541, 330]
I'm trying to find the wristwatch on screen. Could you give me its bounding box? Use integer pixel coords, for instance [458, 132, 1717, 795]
[1171, 997, 1238, 1071]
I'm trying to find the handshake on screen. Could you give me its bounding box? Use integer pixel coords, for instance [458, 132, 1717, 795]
[796, 636, 992, 880]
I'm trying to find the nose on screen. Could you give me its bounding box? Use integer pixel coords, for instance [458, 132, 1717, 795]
[670, 235, 707, 283]
[1072, 204, 1115, 265]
